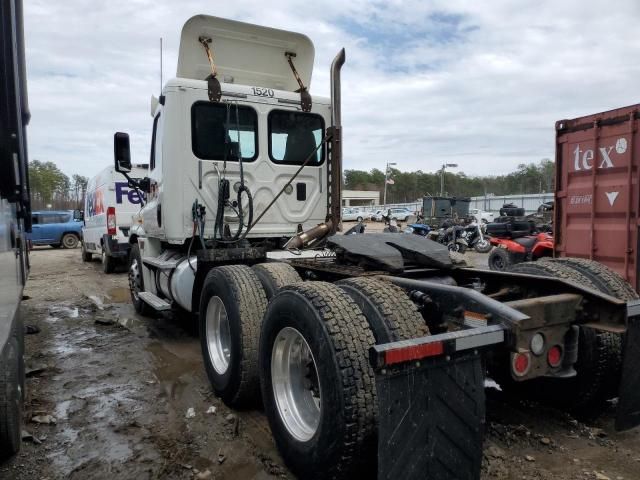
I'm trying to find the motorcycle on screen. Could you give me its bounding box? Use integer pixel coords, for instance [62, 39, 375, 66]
[427, 225, 469, 253]
[460, 222, 492, 253]
[403, 223, 432, 236]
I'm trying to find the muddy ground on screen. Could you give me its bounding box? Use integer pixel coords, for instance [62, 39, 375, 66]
[1, 244, 639, 480]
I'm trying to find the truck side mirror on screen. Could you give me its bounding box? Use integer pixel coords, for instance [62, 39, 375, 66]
[114, 132, 132, 173]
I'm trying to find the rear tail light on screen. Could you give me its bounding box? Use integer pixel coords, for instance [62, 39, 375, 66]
[107, 207, 117, 235]
[512, 352, 531, 377]
[547, 345, 563, 367]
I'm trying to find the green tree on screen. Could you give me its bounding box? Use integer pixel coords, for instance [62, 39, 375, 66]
[344, 159, 555, 203]
[29, 160, 72, 209]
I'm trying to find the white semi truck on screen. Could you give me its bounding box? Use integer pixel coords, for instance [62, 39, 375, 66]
[113, 15, 640, 480]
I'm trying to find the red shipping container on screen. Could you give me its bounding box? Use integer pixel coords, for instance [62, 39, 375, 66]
[555, 104, 640, 291]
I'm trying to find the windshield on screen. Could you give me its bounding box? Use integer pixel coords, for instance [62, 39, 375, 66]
[191, 102, 258, 161]
[268, 110, 324, 165]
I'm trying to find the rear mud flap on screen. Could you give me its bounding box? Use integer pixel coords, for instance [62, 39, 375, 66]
[616, 314, 640, 431]
[375, 350, 485, 480]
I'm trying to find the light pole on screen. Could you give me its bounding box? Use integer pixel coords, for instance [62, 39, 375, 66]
[440, 163, 458, 196]
[383, 161, 397, 208]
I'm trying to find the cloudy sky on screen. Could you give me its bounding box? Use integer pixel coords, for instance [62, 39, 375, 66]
[23, 1, 640, 180]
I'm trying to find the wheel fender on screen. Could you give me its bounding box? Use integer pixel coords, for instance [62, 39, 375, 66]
[532, 241, 553, 258]
[502, 239, 526, 254]
[191, 264, 212, 315]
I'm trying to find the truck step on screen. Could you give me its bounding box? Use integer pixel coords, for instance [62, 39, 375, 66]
[142, 257, 178, 270]
[138, 292, 172, 311]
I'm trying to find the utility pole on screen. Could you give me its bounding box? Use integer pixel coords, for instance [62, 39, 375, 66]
[383, 161, 397, 208]
[440, 163, 458, 196]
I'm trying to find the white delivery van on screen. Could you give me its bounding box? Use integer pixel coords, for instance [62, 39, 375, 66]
[81, 165, 147, 272]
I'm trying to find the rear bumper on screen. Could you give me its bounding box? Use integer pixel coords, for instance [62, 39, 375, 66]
[102, 234, 131, 258]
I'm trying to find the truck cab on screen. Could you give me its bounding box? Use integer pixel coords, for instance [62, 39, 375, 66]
[136, 15, 331, 246]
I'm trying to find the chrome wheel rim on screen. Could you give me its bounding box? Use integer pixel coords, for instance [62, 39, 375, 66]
[128, 257, 142, 301]
[477, 240, 489, 250]
[271, 327, 321, 442]
[206, 296, 231, 375]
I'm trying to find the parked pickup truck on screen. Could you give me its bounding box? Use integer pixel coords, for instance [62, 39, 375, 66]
[29, 210, 83, 249]
[470, 208, 495, 224]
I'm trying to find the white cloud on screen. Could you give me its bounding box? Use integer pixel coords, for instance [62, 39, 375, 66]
[23, 0, 640, 181]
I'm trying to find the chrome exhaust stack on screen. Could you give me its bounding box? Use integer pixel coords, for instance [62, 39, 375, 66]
[287, 49, 345, 251]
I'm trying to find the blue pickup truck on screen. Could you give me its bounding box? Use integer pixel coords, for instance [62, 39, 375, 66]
[29, 210, 83, 249]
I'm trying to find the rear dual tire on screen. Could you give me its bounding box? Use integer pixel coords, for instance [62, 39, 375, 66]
[260, 278, 427, 480]
[199, 270, 429, 479]
[199, 265, 267, 407]
[259, 282, 377, 480]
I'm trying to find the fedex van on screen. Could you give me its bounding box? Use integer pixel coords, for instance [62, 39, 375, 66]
[81, 165, 147, 272]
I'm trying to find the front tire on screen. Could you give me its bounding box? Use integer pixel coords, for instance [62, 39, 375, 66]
[128, 244, 152, 316]
[199, 265, 267, 407]
[81, 243, 92, 262]
[474, 239, 492, 253]
[61, 233, 79, 249]
[260, 282, 376, 480]
[488, 248, 513, 271]
[356, 216, 364, 222]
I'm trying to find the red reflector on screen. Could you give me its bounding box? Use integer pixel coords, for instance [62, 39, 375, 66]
[107, 207, 116, 235]
[512, 352, 530, 376]
[384, 342, 444, 365]
[547, 345, 562, 367]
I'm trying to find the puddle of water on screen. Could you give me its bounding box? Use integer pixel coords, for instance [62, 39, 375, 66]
[108, 287, 132, 303]
[45, 315, 60, 322]
[146, 341, 201, 401]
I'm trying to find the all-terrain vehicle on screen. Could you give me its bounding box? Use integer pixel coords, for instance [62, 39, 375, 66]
[488, 232, 554, 270]
[112, 15, 640, 480]
[486, 214, 554, 270]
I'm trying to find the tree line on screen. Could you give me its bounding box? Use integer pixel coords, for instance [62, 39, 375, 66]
[344, 159, 555, 203]
[29, 160, 88, 211]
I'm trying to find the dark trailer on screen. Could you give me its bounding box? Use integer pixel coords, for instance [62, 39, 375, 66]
[0, 0, 30, 460]
[423, 195, 471, 225]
